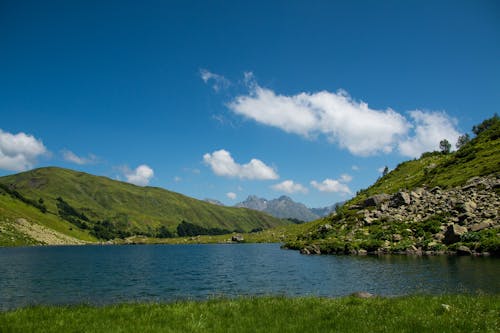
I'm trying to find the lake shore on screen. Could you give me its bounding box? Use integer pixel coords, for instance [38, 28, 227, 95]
[1, 295, 498, 333]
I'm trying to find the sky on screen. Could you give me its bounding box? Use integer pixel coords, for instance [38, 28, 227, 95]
[0, 0, 499, 207]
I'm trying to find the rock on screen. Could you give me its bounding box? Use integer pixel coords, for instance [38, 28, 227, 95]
[441, 304, 451, 312]
[350, 291, 375, 298]
[363, 194, 390, 207]
[430, 186, 442, 194]
[456, 200, 477, 214]
[389, 191, 411, 207]
[443, 224, 468, 244]
[456, 245, 472, 256]
[392, 234, 402, 242]
[301, 244, 321, 255]
[470, 221, 491, 232]
[231, 235, 244, 243]
[317, 224, 333, 233]
[357, 249, 367, 255]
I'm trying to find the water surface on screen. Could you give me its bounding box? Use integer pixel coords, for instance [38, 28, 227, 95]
[0, 243, 498, 310]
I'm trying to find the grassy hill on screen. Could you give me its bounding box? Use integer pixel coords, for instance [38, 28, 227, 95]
[0, 167, 287, 246]
[284, 115, 500, 256]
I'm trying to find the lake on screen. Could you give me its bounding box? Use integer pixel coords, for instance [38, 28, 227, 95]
[0, 243, 499, 310]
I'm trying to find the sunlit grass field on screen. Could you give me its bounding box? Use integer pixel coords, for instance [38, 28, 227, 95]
[1, 295, 498, 333]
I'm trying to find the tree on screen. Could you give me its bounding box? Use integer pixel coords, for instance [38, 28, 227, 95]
[439, 139, 451, 154]
[382, 166, 389, 176]
[456, 134, 470, 149]
[472, 113, 499, 135]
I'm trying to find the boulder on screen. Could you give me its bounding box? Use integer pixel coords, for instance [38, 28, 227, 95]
[301, 244, 321, 255]
[363, 194, 390, 208]
[456, 200, 477, 214]
[350, 291, 375, 298]
[443, 224, 468, 245]
[317, 224, 333, 233]
[231, 235, 244, 243]
[470, 221, 491, 232]
[456, 245, 472, 256]
[389, 191, 411, 207]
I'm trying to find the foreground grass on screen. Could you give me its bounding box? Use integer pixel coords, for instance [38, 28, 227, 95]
[1, 295, 498, 333]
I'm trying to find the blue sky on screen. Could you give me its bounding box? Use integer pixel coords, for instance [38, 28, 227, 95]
[0, 0, 499, 207]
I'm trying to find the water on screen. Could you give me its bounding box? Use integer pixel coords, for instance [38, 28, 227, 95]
[0, 243, 499, 310]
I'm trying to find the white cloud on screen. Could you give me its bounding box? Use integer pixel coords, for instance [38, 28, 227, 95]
[377, 166, 387, 173]
[271, 180, 308, 194]
[226, 192, 237, 200]
[340, 174, 353, 183]
[124, 165, 154, 186]
[200, 69, 230, 92]
[398, 110, 461, 158]
[62, 150, 98, 165]
[310, 178, 352, 194]
[0, 129, 47, 171]
[203, 149, 278, 180]
[174, 176, 182, 182]
[228, 83, 410, 156]
[223, 75, 463, 157]
[351, 165, 360, 171]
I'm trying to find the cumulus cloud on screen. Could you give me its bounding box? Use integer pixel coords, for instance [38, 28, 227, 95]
[310, 178, 352, 195]
[203, 149, 278, 180]
[124, 165, 154, 186]
[200, 69, 231, 92]
[398, 110, 461, 158]
[222, 75, 463, 157]
[271, 180, 308, 194]
[0, 129, 47, 171]
[228, 83, 409, 156]
[62, 150, 98, 165]
[351, 165, 360, 171]
[226, 192, 237, 200]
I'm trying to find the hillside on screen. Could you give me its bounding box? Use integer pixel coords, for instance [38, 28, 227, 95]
[0, 167, 287, 245]
[284, 115, 500, 256]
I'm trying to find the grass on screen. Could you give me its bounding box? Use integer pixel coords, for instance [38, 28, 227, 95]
[352, 117, 500, 203]
[0, 167, 288, 245]
[0, 193, 97, 246]
[0, 295, 498, 332]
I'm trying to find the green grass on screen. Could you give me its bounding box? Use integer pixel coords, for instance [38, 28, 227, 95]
[352, 117, 500, 203]
[1, 295, 498, 332]
[0, 193, 97, 246]
[0, 167, 288, 244]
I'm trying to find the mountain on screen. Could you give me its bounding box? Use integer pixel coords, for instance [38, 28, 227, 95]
[236, 195, 338, 222]
[0, 167, 287, 246]
[310, 203, 343, 218]
[285, 115, 500, 256]
[204, 199, 225, 206]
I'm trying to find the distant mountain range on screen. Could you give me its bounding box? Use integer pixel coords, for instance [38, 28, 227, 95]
[233, 195, 340, 222]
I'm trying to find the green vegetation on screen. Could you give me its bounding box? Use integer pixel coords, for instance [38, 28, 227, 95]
[284, 115, 500, 256]
[0, 167, 288, 246]
[1, 295, 498, 333]
[353, 115, 500, 202]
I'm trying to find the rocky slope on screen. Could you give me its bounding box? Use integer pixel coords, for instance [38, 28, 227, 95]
[285, 115, 500, 256]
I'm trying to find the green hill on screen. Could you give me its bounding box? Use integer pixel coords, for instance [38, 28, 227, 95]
[0, 167, 287, 246]
[285, 115, 500, 256]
